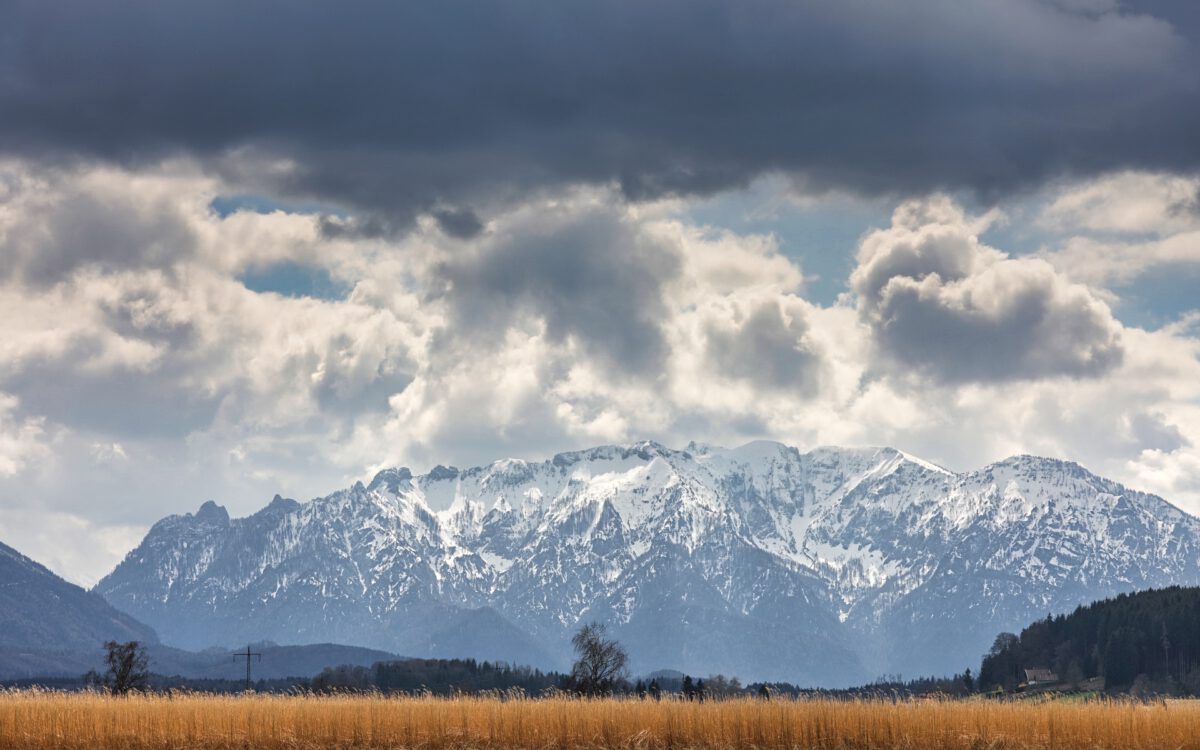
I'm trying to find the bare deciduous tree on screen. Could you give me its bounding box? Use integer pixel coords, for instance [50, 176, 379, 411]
[569, 622, 628, 696]
[102, 640, 150, 695]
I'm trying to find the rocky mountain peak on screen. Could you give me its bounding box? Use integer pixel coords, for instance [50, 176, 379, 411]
[192, 500, 230, 524]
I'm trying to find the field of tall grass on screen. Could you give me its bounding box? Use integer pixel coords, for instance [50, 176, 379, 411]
[1, 690, 1197, 750]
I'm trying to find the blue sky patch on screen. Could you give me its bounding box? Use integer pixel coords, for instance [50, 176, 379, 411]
[1108, 265, 1200, 331]
[210, 194, 347, 219]
[684, 187, 890, 306]
[239, 261, 349, 301]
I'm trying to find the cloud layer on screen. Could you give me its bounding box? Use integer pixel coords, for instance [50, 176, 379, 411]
[2, 3, 1200, 585]
[0, 157, 1198, 586]
[3, 1, 1200, 224]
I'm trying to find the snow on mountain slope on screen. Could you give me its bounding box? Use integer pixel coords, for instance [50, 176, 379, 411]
[96, 442, 1200, 685]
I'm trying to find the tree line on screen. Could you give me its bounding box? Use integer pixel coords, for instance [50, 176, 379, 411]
[63, 589, 1200, 699]
[52, 627, 774, 698]
[977, 586, 1200, 695]
[311, 658, 564, 694]
[313, 623, 770, 699]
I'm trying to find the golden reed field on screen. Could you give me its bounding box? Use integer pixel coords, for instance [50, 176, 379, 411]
[2, 691, 1200, 750]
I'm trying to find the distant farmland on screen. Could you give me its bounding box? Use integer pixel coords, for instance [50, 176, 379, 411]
[2, 691, 1199, 750]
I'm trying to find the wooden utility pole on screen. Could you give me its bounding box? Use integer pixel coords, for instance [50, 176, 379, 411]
[234, 645, 262, 691]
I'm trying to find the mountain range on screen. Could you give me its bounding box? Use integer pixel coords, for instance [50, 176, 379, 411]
[90, 441, 1200, 685]
[0, 537, 400, 680]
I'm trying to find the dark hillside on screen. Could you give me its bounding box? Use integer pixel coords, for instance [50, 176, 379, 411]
[0, 540, 157, 653]
[979, 586, 1200, 693]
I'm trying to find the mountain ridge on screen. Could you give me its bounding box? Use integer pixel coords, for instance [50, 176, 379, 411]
[95, 441, 1200, 686]
[0, 539, 158, 650]
[0, 536, 426, 681]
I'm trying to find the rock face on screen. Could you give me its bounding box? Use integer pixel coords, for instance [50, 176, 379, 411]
[0, 539, 158, 677]
[96, 442, 1200, 685]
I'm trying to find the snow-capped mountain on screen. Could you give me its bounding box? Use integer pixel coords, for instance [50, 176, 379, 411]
[95, 442, 1200, 685]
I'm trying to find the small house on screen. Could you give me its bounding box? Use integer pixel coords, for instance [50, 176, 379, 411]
[1023, 668, 1058, 685]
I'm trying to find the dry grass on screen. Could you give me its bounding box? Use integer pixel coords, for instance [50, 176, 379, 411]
[1, 690, 1198, 750]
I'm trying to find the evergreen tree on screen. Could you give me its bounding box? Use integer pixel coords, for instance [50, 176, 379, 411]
[1103, 627, 1139, 689]
[975, 586, 1200, 694]
[978, 633, 1020, 691]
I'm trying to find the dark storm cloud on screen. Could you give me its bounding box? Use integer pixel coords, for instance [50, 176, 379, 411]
[864, 271, 1125, 382]
[705, 301, 821, 393]
[2, 0, 1199, 220]
[851, 200, 1125, 383]
[1130, 412, 1189, 453]
[0, 176, 197, 285]
[436, 211, 680, 374]
[2, 353, 222, 439]
[432, 208, 485, 240]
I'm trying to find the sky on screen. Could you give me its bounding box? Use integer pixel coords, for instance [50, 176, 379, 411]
[1, 0, 1199, 586]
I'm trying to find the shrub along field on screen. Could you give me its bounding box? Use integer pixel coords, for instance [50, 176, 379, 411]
[3, 691, 1200, 750]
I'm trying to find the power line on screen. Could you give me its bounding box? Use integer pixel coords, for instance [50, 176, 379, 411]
[234, 645, 262, 691]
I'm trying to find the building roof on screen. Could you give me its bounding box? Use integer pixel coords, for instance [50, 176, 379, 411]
[1024, 668, 1058, 683]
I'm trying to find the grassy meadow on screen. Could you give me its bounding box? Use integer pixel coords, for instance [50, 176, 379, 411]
[2, 690, 1199, 750]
